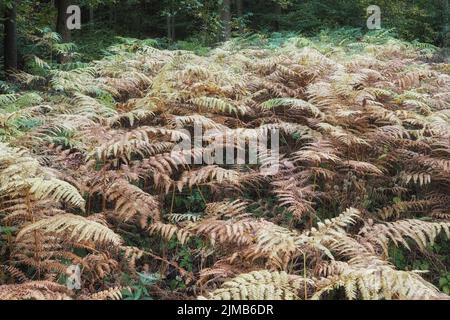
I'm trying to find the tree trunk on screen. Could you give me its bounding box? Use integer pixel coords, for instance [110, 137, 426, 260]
[89, 6, 94, 26]
[236, 0, 244, 34]
[55, 0, 71, 43]
[167, 15, 172, 41]
[4, 0, 18, 74]
[273, 2, 282, 31]
[171, 15, 175, 41]
[166, 15, 171, 40]
[55, 0, 71, 63]
[443, 0, 449, 50]
[166, 13, 176, 42]
[220, 0, 231, 41]
[109, 6, 115, 25]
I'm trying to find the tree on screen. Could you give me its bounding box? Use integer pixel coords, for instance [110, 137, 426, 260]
[220, 0, 231, 41]
[3, 0, 18, 74]
[162, 0, 205, 42]
[166, 12, 175, 42]
[443, 0, 449, 51]
[89, 5, 94, 27]
[55, 0, 71, 43]
[273, 1, 282, 31]
[236, 0, 244, 33]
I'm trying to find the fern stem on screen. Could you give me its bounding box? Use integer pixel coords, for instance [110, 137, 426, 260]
[86, 193, 91, 215]
[26, 190, 41, 279]
[196, 184, 207, 205]
[303, 251, 307, 300]
[170, 186, 176, 214]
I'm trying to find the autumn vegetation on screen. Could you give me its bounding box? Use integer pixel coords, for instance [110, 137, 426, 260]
[0, 0, 449, 300]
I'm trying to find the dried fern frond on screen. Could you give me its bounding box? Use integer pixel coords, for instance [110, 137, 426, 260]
[0, 143, 85, 211]
[361, 219, 450, 254]
[205, 200, 248, 218]
[106, 179, 160, 226]
[107, 107, 156, 128]
[0, 265, 29, 283]
[242, 222, 300, 269]
[148, 222, 192, 245]
[189, 218, 261, 246]
[260, 98, 323, 118]
[272, 177, 315, 220]
[0, 281, 72, 300]
[16, 214, 123, 246]
[92, 126, 187, 162]
[176, 166, 240, 191]
[291, 139, 340, 164]
[190, 97, 243, 115]
[166, 213, 202, 223]
[27, 178, 86, 210]
[199, 270, 313, 300]
[314, 265, 447, 300]
[170, 114, 227, 130]
[86, 287, 125, 300]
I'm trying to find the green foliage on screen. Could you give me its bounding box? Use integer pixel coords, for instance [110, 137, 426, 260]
[390, 236, 450, 293]
[122, 272, 161, 300]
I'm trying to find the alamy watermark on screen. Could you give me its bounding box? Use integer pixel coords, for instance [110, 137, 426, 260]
[367, 5, 381, 30]
[170, 123, 280, 175]
[65, 4, 382, 32]
[67, 5, 81, 30]
[61, 3, 381, 174]
[66, 264, 81, 290]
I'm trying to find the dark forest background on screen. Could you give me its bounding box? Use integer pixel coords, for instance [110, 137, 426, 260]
[1, 0, 449, 81]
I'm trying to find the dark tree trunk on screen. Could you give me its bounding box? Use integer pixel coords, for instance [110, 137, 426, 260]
[443, 0, 449, 50]
[4, 0, 18, 74]
[166, 15, 175, 42]
[172, 16, 175, 41]
[55, 0, 71, 63]
[166, 15, 171, 40]
[273, 2, 282, 31]
[220, 0, 231, 41]
[109, 6, 115, 25]
[55, 0, 71, 43]
[236, 0, 244, 34]
[89, 6, 94, 26]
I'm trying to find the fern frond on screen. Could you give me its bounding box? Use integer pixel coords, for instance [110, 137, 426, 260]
[361, 219, 450, 254]
[199, 270, 313, 300]
[148, 222, 192, 245]
[0, 281, 72, 300]
[205, 200, 248, 218]
[260, 98, 323, 118]
[314, 265, 447, 300]
[16, 214, 123, 246]
[27, 178, 85, 210]
[106, 179, 160, 226]
[190, 97, 243, 115]
[176, 166, 240, 191]
[86, 287, 125, 300]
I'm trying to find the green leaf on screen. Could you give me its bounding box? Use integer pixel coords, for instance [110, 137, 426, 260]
[392, 197, 402, 204]
[443, 285, 450, 295]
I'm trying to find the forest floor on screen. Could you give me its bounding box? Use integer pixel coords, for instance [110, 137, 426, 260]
[0, 30, 450, 300]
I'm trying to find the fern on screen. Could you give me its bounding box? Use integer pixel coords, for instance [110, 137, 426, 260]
[260, 98, 323, 118]
[0, 281, 72, 300]
[200, 270, 313, 300]
[16, 214, 123, 246]
[1, 31, 450, 300]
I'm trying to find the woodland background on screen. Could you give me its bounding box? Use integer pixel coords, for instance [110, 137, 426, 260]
[1, 0, 450, 79]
